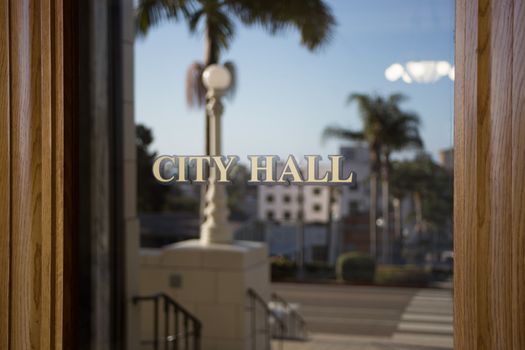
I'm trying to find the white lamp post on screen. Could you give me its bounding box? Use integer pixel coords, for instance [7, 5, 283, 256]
[200, 64, 233, 244]
[144, 65, 270, 350]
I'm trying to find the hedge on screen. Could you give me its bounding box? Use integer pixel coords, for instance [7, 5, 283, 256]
[336, 252, 376, 283]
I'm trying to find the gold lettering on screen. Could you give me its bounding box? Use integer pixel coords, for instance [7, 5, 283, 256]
[152, 156, 176, 183]
[212, 156, 238, 182]
[178, 156, 188, 182]
[278, 155, 304, 183]
[248, 156, 276, 183]
[189, 156, 210, 182]
[304, 155, 329, 183]
[328, 155, 354, 183]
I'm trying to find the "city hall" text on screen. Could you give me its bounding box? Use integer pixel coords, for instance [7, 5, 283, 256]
[152, 155, 355, 185]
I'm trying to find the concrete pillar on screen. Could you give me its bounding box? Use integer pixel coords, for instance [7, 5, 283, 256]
[140, 240, 270, 350]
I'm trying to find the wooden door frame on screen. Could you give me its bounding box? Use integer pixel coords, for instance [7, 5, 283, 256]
[3, 0, 525, 349]
[0, 0, 79, 348]
[454, 0, 525, 348]
[0, 0, 129, 349]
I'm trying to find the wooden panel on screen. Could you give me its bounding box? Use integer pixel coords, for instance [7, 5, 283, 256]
[453, 0, 466, 347]
[10, 0, 42, 347]
[488, 0, 514, 348]
[512, 0, 525, 348]
[455, 0, 525, 348]
[0, 0, 76, 348]
[0, 0, 11, 349]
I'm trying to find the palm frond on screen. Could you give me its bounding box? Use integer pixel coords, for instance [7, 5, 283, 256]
[188, 8, 205, 32]
[347, 93, 371, 105]
[223, 61, 238, 100]
[139, 0, 336, 109]
[322, 126, 364, 145]
[387, 93, 408, 106]
[347, 93, 375, 121]
[185, 61, 206, 107]
[206, 8, 236, 52]
[328, 92, 425, 159]
[383, 109, 424, 151]
[225, 0, 335, 51]
[196, 5, 237, 64]
[391, 112, 421, 126]
[135, 0, 194, 36]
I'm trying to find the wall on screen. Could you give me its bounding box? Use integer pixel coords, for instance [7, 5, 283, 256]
[121, 0, 140, 348]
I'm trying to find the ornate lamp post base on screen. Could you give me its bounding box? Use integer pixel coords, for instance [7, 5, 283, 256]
[139, 240, 270, 350]
[200, 178, 233, 244]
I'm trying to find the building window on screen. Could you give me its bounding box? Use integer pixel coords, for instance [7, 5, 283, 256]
[313, 203, 321, 212]
[266, 194, 274, 202]
[313, 187, 322, 195]
[283, 211, 291, 220]
[283, 194, 291, 203]
[297, 211, 303, 220]
[267, 211, 274, 220]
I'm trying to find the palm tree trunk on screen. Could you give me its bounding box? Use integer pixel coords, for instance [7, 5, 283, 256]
[381, 151, 391, 264]
[393, 198, 401, 239]
[297, 186, 305, 277]
[369, 173, 377, 259]
[369, 149, 380, 261]
[381, 173, 389, 264]
[393, 197, 401, 262]
[414, 191, 423, 235]
[412, 191, 425, 263]
[204, 25, 219, 155]
[326, 187, 333, 264]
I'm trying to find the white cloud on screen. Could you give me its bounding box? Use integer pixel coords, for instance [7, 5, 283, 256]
[401, 71, 413, 84]
[385, 63, 405, 82]
[385, 61, 454, 84]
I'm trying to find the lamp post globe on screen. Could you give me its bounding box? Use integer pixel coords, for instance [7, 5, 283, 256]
[202, 64, 231, 92]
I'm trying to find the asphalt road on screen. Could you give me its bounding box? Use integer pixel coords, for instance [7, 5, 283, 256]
[271, 283, 453, 350]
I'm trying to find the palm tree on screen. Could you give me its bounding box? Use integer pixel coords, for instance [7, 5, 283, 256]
[391, 154, 452, 234]
[322, 93, 423, 263]
[136, 0, 335, 154]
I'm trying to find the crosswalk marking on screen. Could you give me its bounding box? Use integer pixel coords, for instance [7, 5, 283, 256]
[391, 333, 454, 348]
[391, 289, 454, 349]
[401, 313, 453, 323]
[398, 321, 454, 333]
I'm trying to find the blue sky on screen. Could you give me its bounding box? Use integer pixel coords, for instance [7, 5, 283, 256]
[135, 0, 455, 162]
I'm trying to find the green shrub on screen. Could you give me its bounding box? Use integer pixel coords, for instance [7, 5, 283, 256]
[270, 257, 297, 280]
[336, 252, 376, 283]
[304, 262, 336, 279]
[375, 265, 431, 286]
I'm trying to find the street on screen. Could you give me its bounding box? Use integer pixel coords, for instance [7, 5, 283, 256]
[271, 283, 453, 350]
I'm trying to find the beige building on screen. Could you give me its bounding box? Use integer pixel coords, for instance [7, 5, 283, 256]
[439, 148, 454, 172]
[257, 184, 342, 224]
[257, 147, 371, 225]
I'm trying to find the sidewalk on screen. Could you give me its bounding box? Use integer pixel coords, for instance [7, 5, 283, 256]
[271, 284, 453, 350]
[273, 332, 452, 350]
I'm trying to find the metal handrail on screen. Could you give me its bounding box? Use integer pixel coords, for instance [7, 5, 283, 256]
[247, 288, 285, 350]
[271, 293, 307, 340]
[133, 293, 202, 350]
